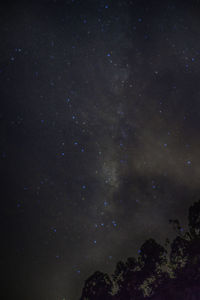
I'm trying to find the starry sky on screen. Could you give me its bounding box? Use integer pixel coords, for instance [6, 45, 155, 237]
[1, 0, 200, 299]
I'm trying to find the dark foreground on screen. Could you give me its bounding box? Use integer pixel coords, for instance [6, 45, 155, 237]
[80, 200, 200, 300]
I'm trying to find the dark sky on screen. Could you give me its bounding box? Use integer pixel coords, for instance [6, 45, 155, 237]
[1, 0, 200, 299]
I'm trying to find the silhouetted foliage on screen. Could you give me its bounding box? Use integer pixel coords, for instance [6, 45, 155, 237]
[138, 239, 167, 273]
[189, 200, 200, 238]
[80, 271, 113, 300]
[113, 257, 143, 300]
[80, 199, 200, 300]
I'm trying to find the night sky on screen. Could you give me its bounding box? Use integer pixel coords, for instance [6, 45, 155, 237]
[1, 0, 200, 299]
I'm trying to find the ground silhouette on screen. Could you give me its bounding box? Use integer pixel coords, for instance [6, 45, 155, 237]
[80, 199, 200, 300]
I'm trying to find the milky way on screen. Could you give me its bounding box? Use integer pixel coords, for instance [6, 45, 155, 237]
[1, 0, 200, 299]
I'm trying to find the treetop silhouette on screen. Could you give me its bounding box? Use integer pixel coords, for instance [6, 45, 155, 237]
[80, 199, 200, 300]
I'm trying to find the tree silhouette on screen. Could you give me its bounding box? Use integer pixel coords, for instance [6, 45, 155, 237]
[80, 271, 113, 300]
[113, 257, 143, 300]
[80, 199, 200, 300]
[150, 199, 200, 299]
[138, 239, 167, 275]
[137, 238, 168, 297]
[189, 200, 200, 238]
